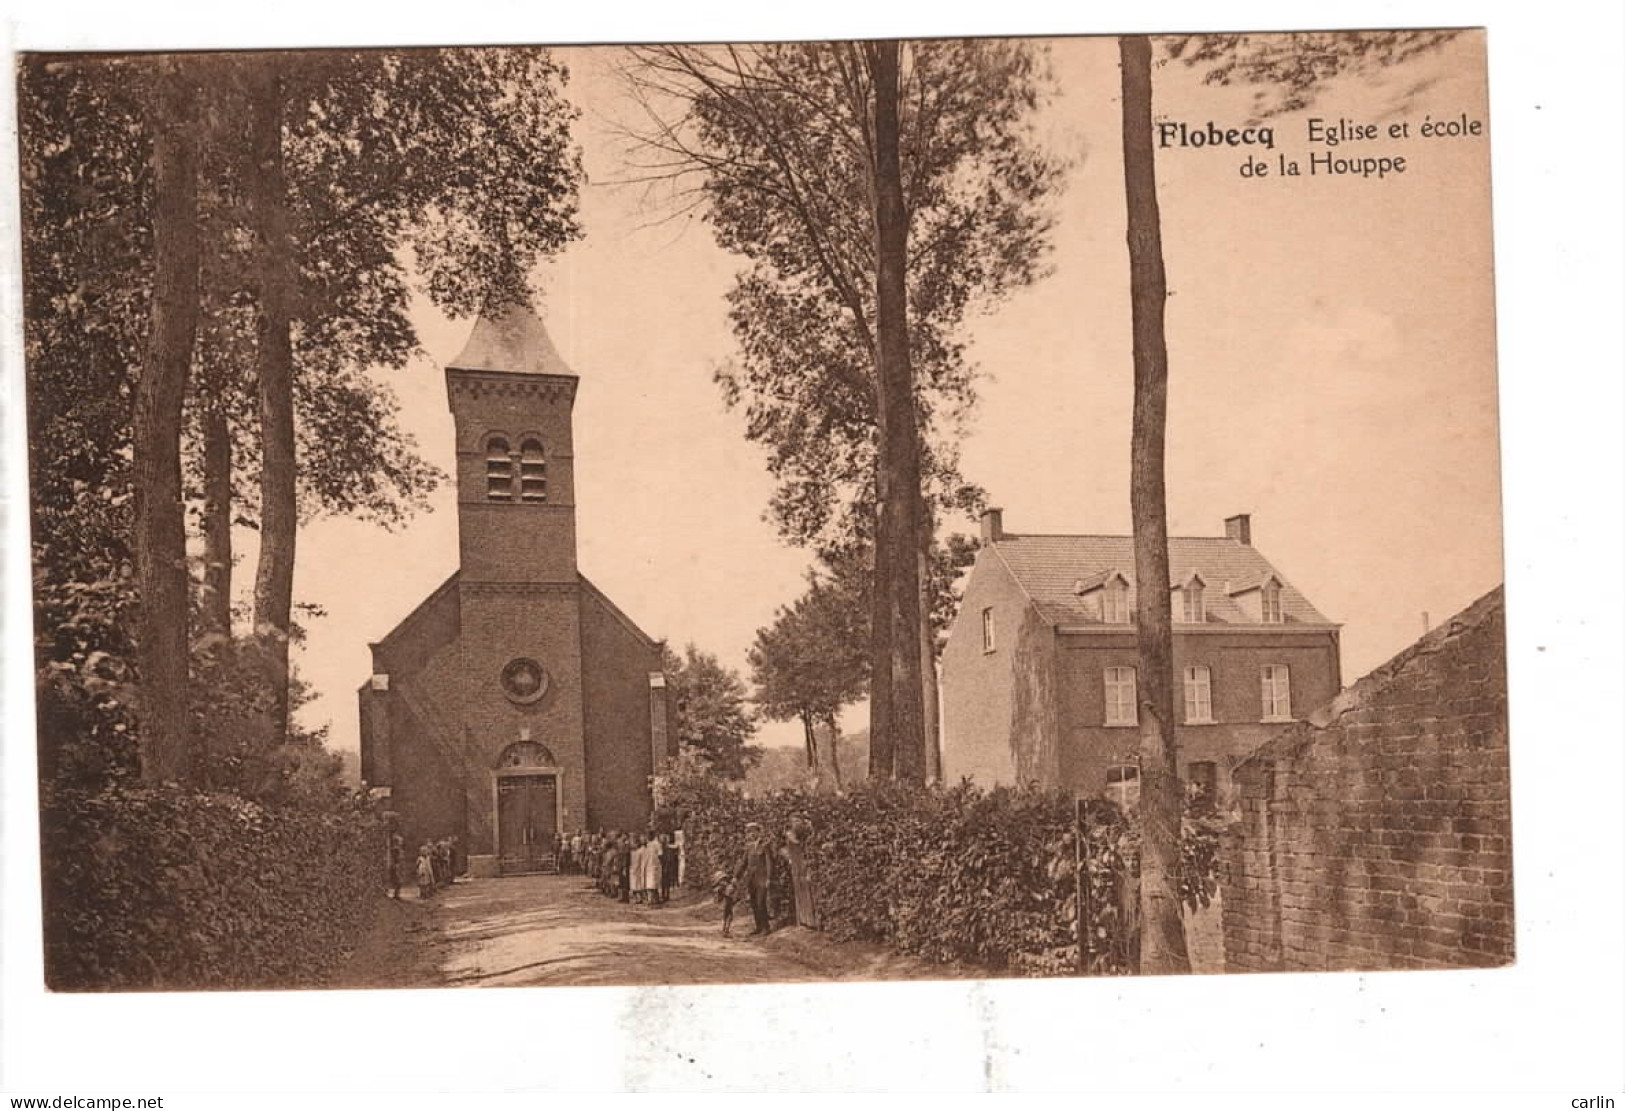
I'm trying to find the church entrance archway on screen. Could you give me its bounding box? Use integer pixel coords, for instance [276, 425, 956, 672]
[493, 742, 561, 876]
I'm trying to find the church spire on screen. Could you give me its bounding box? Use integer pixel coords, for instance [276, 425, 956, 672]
[447, 297, 574, 378]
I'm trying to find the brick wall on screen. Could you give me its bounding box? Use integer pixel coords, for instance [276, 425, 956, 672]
[1222, 586, 1511, 972]
[579, 579, 664, 833]
[1054, 629, 1340, 801]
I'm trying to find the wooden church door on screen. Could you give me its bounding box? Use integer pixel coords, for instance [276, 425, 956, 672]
[497, 774, 558, 874]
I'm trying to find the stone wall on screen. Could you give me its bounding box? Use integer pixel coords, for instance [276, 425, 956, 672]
[1222, 586, 1511, 972]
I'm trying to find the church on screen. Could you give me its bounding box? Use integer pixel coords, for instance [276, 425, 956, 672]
[358, 301, 673, 877]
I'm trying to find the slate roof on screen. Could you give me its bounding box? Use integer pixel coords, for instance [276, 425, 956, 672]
[990, 533, 1334, 627]
[448, 298, 574, 378]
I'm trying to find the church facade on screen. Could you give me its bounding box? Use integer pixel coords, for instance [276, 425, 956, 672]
[358, 302, 673, 877]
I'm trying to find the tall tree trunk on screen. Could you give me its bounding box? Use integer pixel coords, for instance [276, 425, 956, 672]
[132, 57, 202, 785]
[196, 401, 235, 787]
[200, 403, 234, 644]
[247, 59, 297, 745]
[867, 39, 927, 785]
[806, 714, 841, 795]
[1120, 34, 1189, 976]
[867, 458, 895, 780]
[821, 714, 844, 791]
[918, 496, 941, 782]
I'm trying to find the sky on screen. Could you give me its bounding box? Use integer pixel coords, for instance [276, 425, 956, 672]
[277, 34, 1503, 757]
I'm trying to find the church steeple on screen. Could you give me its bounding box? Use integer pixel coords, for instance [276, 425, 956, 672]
[448, 298, 575, 379]
[444, 297, 579, 585]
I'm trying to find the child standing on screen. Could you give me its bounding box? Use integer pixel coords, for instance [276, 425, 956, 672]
[712, 870, 739, 937]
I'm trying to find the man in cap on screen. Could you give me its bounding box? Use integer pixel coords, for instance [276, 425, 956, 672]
[735, 821, 775, 936]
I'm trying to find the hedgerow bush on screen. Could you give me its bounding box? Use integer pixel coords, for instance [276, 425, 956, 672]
[41, 781, 385, 990]
[657, 750, 1222, 976]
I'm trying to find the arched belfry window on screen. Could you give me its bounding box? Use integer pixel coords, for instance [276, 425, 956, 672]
[519, 438, 547, 503]
[485, 436, 514, 501]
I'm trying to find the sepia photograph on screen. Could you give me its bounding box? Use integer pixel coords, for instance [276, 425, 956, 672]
[2, 4, 1621, 1101]
[17, 27, 1507, 991]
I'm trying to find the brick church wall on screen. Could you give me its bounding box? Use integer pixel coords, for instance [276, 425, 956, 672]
[579, 582, 664, 833]
[361, 312, 671, 867]
[372, 692, 467, 858]
[1221, 587, 1512, 972]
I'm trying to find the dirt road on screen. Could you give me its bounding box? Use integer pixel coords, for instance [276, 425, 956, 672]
[339, 873, 975, 989]
[331, 873, 1224, 990]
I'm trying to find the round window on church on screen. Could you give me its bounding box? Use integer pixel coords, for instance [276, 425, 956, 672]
[500, 658, 549, 704]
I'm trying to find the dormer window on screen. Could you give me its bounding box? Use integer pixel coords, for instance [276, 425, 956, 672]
[485, 437, 514, 500]
[519, 438, 547, 502]
[1179, 576, 1206, 623]
[1261, 577, 1283, 623]
[1102, 575, 1130, 624]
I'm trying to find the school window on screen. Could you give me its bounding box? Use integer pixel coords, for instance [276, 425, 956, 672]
[1261, 664, 1292, 720]
[1104, 666, 1137, 726]
[519, 438, 547, 502]
[1105, 763, 1140, 809]
[1261, 579, 1283, 623]
[1180, 582, 1205, 623]
[981, 606, 996, 653]
[1183, 665, 1213, 723]
[1102, 580, 1129, 624]
[485, 436, 513, 500]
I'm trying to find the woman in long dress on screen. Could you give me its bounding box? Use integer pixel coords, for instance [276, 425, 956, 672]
[642, 832, 663, 903]
[630, 837, 648, 903]
[784, 816, 818, 929]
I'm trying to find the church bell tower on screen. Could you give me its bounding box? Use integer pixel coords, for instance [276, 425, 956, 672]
[444, 300, 579, 585]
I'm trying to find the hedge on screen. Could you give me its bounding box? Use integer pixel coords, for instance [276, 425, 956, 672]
[658, 756, 1221, 976]
[41, 782, 386, 991]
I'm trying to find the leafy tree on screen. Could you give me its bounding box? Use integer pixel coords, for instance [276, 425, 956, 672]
[662, 643, 762, 781]
[748, 573, 868, 791]
[1115, 31, 1460, 975]
[624, 41, 1060, 783]
[19, 48, 584, 781]
[18, 55, 158, 788]
[228, 48, 584, 744]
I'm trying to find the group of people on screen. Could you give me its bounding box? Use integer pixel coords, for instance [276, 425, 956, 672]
[381, 815, 817, 944]
[385, 832, 459, 900]
[574, 829, 684, 905]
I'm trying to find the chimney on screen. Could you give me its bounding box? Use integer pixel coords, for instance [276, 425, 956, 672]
[980, 507, 1005, 544]
[1224, 513, 1252, 546]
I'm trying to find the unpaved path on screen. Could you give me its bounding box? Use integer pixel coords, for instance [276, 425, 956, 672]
[344, 873, 980, 989]
[332, 874, 1225, 989]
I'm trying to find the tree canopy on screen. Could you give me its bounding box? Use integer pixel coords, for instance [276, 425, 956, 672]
[19, 47, 585, 785]
[663, 643, 762, 781]
[624, 41, 1060, 780]
[748, 571, 868, 786]
[626, 40, 1060, 552]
